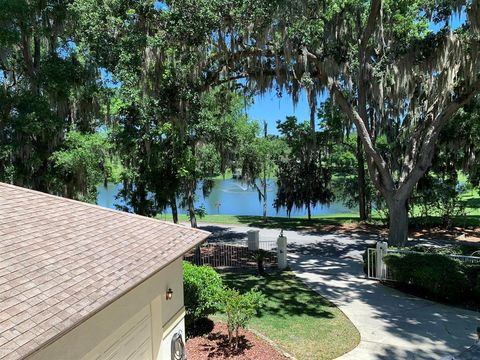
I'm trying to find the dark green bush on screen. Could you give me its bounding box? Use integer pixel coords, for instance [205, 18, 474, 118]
[407, 244, 480, 256]
[363, 243, 480, 275]
[464, 264, 480, 298]
[384, 253, 470, 302]
[183, 261, 223, 328]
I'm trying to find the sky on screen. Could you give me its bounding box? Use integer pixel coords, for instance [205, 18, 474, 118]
[247, 89, 327, 135]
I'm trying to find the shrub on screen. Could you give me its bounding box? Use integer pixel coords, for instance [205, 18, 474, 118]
[464, 264, 480, 299]
[183, 262, 223, 329]
[254, 249, 268, 275]
[220, 288, 265, 349]
[408, 244, 480, 256]
[362, 243, 480, 276]
[384, 253, 469, 302]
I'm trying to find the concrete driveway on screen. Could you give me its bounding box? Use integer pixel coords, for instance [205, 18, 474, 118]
[198, 223, 480, 359]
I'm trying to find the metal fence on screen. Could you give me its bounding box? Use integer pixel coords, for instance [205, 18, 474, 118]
[258, 240, 277, 251]
[449, 254, 480, 264]
[184, 241, 277, 270]
[366, 247, 480, 281]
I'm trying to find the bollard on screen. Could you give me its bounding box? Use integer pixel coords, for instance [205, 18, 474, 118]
[375, 241, 388, 279]
[247, 230, 259, 251]
[277, 232, 288, 270]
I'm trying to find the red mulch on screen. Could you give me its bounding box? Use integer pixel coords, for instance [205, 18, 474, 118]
[186, 322, 287, 360]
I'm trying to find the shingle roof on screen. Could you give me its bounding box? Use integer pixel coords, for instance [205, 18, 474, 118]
[0, 183, 210, 360]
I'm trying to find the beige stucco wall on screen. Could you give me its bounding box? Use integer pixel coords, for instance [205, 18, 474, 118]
[26, 257, 185, 360]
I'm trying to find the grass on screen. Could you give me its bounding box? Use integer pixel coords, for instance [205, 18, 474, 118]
[165, 211, 480, 231]
[171, 213, 366, 230]
[210, 169, 233, 180]
[212, 271, 360, 360]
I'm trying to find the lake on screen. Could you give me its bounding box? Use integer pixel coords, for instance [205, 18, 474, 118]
[96, 179, 356, 217]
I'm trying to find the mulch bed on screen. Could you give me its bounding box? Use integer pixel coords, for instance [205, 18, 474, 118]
[186, 322, 288, 360]
[318, 222, 480, 242]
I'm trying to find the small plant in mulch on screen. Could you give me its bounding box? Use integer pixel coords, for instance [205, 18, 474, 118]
[186, 322, 288, 360]
[220, 288, 265, 349]
[254, 249, 268, 275]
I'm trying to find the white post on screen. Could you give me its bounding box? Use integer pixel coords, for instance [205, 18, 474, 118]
[375, 241, 388, 279]
[277, 232, 288, 270]
[247, 230, 259, 251]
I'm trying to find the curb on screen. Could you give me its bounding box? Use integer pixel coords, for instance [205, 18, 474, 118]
[247, 327, 297, 360]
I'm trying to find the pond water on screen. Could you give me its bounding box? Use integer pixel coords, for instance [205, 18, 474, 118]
[96, 179, 356, 217]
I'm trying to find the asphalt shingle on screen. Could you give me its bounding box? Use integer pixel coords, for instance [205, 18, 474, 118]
[0, 183, 209, 360]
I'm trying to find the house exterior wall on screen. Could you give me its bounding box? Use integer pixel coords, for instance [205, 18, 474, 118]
[26, 257, 185, 360]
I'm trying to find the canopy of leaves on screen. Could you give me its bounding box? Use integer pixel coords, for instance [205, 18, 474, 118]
[274, 116, 334, 218]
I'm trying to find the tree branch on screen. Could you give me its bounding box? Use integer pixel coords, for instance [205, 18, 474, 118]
[329, 80, 395, 195]
[361, 0, 382, 49]
[397, 77, 480, 199]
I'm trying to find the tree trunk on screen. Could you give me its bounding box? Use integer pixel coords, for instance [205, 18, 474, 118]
[262, 180, 267, 223]
[387, 198, 409, 246]
[188, 198, 197, 228]
[228, 328, 233, 347]
[356, 137, 367, 221]
[307, 203, 312, 220]
[170, 195, 178, 224]
[262, 122, 268, 223]
[187, 185, 197, 228]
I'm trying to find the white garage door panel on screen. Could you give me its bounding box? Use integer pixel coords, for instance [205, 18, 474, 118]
[82, 307, 152, 360]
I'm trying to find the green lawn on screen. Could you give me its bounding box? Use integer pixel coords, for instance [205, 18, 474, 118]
[170, 213, 365, 230]
[213, 271, 360, 360]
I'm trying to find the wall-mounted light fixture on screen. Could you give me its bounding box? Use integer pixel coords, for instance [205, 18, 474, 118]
[166, 288, 173, 301]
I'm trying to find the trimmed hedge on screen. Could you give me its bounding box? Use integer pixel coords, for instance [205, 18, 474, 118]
[384, 252, 479, 303]
[183, 261, 224, 327]
[363, 243, 480, 279]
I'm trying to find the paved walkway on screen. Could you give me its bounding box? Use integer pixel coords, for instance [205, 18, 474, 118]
[199, 223, 480, 359]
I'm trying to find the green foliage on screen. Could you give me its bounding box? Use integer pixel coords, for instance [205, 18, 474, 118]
[183, 262, 224, 328]
[220, 287, 265, 348]
[437, 96, 480, 190]
[237, 120, 284, 221]
[1, 0, 478, 239]
[274, 116, 334, 219]
[384, 253, 473, 302]
[410, 175, 467, 227]
[0, 0, 106, 198]
[406, 244, 480, 256]
[363, 243, 480, 278]
[51, 131, 111, 203]
[254, 249, 268, 275]
[464, 265, 480, 299]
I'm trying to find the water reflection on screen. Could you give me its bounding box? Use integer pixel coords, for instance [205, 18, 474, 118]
[96, 179, 356, 217]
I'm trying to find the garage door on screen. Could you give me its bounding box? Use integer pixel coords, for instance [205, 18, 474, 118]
[82, 306, 152, 360]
